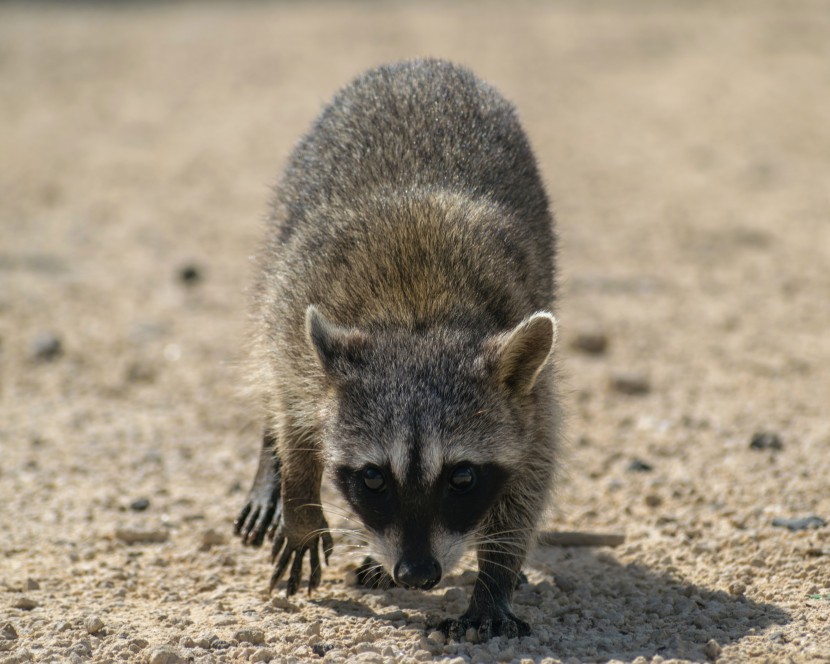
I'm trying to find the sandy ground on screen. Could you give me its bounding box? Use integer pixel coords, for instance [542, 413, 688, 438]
[2, 2, 829, 662]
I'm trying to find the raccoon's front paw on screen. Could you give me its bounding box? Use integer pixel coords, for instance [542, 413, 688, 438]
[234, 485, 281, 547]
[269, 516, 334, 595]
[438, 609, 531, 641]
[355, 557, 396, 589]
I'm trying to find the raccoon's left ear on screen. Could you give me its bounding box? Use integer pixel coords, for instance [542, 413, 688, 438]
[487, 312, 558, 395]
[306, 305, 369, 379]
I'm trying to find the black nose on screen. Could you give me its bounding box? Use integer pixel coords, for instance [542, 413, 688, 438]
[394, 557, 442, 590]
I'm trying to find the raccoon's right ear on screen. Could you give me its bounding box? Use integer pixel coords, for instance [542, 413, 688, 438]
[306, 305, 369, 378]
[486, 312, 558, 395]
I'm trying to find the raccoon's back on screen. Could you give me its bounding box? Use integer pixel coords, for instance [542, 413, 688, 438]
[259, 59, 556, 356]
[273, 59, 550, 243]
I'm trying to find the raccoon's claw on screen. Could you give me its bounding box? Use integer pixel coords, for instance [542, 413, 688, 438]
[355, 557, 396, 589]
[269, 523, 334, 595]
[234, 494, 281, 547]
[233, 447, 281, 547]
[438, 611, 531, 641]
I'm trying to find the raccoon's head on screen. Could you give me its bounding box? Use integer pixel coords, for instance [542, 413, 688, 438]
[306, 305, 557, 590]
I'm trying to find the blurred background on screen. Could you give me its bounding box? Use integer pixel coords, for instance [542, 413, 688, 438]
[1, 1, 828, 662]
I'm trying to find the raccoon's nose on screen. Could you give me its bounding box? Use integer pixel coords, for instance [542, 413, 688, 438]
[394, 557, 442, 590]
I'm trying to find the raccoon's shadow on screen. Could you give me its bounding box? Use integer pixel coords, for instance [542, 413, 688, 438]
[314, 547, 789, 661]
[523, 546, 789, 661]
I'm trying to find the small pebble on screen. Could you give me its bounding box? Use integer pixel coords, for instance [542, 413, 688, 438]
[251, 648, 276, 663]
[571, 327, 608, 355]
[749, 431, 783, 451]
[146, 645, 186, 664]
[233, 627, 264, 645]
[195, 633, 216, 649]
[728, 581, 746, 596]
[426, 630, 446, 645]
[85, 616, 104, 635]
[268, 596, 300, 613]
[703, 638, 722, 660]
[201, 528, 226, 549]
[443, 588, 466, 604]
[129, 638, 150, 654]
[771, 516, 826, 531]
[29, 332, 63, 362]
[645, 493, 663, 508]
[178, 263, 203, 285]
[115, 528, 169, 544]
[25, 579, 39, 591]
[1, 623, 18, 640]
[609, 371, 651, 395]
[767, 630, 786, 644]
[126, 361, 156, 384]
[627, 458, 653, 472]
[12, 597, 38, 611]
[311, 643, 333, 657]
[130, 498, 151, 512]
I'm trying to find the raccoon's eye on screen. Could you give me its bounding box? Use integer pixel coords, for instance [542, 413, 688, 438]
[449, 465, 476, 494]
[362, 466, 386, 492]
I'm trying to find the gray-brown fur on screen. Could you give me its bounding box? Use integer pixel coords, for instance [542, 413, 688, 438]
[234, 58, 560, 640]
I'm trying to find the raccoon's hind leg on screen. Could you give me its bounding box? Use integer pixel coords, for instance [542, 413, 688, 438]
[268, 423, 334, 595]
[234, 428, 282, 547]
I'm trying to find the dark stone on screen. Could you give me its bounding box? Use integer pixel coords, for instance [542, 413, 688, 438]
[572, 328, 608, 355]
[771, 516, 826, 531]
[750, 431, 783, 451]
[609, 371, 650, 395]
[312, 643, 333, 657]
[178, 264, 202, 285]
[130, 498, 151, 512]
[627, 458, 654, 472]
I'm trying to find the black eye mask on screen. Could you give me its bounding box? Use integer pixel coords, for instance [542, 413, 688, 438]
[334, 462, 510, 536]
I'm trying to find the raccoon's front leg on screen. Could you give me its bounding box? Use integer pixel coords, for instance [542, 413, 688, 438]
[441, 497, 534, 640]
[234, 428, 281, 546]
[268, 440, 334, 595]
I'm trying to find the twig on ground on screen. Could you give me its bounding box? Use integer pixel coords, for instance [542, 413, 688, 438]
[537, 531, 626, 547]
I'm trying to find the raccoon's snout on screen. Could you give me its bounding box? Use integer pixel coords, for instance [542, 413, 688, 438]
[394, 556, 442, 590]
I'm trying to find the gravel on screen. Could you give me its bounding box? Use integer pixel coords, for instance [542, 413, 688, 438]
[3, 3, 829, 663]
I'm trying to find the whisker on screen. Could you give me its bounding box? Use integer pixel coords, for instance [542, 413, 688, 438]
[476, 556, 524, 581]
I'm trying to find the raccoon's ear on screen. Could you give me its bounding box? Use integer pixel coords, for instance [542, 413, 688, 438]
[487, 312, 558, 395]
[306, 305, 368, 378]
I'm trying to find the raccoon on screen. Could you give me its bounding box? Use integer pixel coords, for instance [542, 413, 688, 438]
[234, 58, 560, 640]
